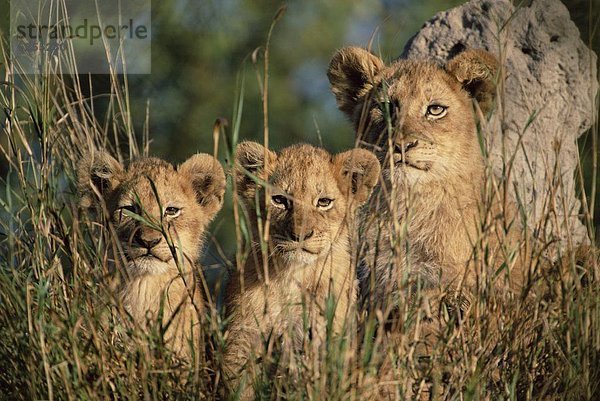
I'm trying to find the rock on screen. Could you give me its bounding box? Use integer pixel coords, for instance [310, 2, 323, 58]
[402, 0, 597, 246]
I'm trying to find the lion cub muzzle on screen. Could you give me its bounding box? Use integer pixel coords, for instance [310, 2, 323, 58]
[273, 206, 324, 263]
[283, 206, 317, 243]
[133, 228, 162, 250]
[391, 138, 434, 171]
[393, 139, 418, 166]
[127, 225, 167, 259]
[288, 229, 314, 242]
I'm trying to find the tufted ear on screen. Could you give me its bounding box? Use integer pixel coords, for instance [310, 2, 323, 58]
[445, 49, 499, 115]
[327, 47, 385, 118]
[78, 151, 124, 209]
[179, 153, 226, 217]
[333, 148, 380, 206]
[234, 141, 277, 200]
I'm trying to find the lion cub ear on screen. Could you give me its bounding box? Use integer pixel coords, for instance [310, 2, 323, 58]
[445, 49, 499, 115]
[328, 47, 385, 118]
[234, 141, 277, 199]
[179, 154, 226, 217]
[78, 151, 124, 209]
[333, 148, 380, 206]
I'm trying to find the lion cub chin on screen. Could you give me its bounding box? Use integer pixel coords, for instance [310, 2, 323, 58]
[78, 151, 225, 360]
[222, 142, 380, 398]
[328, 47, 529, 316]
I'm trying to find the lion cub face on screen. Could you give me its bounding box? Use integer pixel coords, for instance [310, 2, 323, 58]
[235, 142, 379, 266]
[328, 47, 498, 186]
[79, 152, 225, 275]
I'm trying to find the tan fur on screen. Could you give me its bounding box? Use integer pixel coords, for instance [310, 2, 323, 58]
[78, 151, 225, 359]
[328, 47, 528, 316]
[222, 142, 379, 398]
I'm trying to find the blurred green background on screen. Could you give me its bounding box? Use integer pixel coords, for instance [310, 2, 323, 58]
[0, 0, 597, 258]
[137, 0, 464, 158]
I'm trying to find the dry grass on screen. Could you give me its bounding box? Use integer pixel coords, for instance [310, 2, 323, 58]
[1, 4, 599, 401]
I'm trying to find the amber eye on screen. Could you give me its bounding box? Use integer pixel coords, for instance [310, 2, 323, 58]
[164, 206, 181, 217]
[426, 104, 447, 118]
[271, 195, 289, 210]
[316, 198, 334, 210]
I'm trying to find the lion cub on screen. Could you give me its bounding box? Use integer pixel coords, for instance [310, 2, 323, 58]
[222, 142, 380, 397]
[78, 151, 225, 360]
[328, 47, 528, 316]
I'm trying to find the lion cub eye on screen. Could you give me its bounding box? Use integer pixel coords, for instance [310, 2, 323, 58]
[116, 204, 139, 223]
[426, 104, 448, 118]
[119, 204, 140, 216]
[271, 195, 290, 210]
[164, 206, 181, 217]
[122, 204, 139, 213]
[316, 198, 334, 210]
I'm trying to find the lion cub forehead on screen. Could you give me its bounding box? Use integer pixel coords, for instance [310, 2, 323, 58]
[383, 60, 462, 98]
[120, 158, 185, 200]
[278, 144, 330, 164]
[125, 157, 175, 178]
[272, 144, 336, 191]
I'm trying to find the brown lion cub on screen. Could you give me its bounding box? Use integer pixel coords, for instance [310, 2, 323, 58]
[222, 142, 380, 397]
[328, 47, 528, 316]
[78, 151, 225, 360]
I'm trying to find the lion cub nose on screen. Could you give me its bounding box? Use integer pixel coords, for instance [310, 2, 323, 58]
[394, 139, 418, 154]
[134, 230, 162, 249]
[289, 230, 314, 242]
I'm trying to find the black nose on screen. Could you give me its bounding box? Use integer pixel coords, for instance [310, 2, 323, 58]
[290, 230, 314, 242]
[133, 231, 162, 249]
[394, 140, 418, 154]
